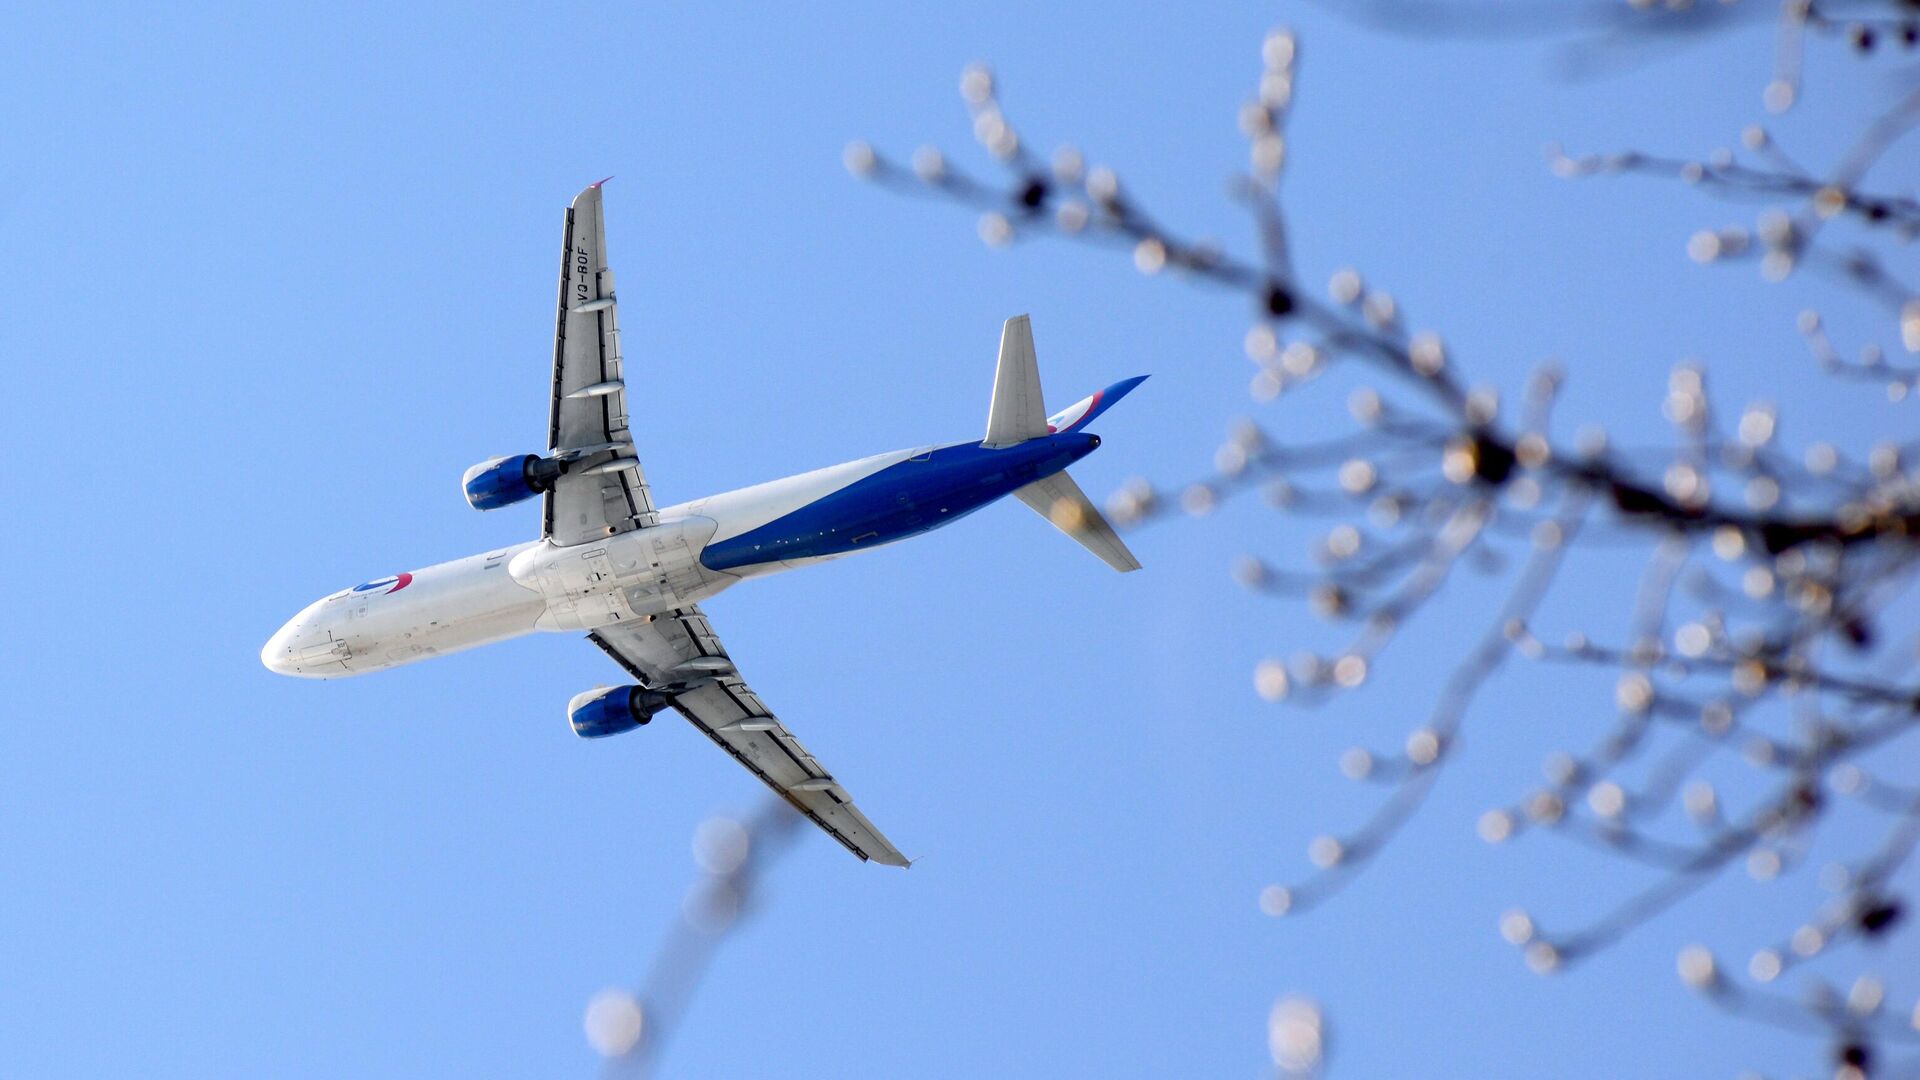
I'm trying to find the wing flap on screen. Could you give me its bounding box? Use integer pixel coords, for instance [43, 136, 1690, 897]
[589, 610, 909, 867]
[673, 679, 909, 867]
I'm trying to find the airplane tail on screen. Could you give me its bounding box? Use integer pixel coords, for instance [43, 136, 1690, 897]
[983, 314, 1146, 573]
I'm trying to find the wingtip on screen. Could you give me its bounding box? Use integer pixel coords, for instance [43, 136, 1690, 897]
[590, 175, 615, 189]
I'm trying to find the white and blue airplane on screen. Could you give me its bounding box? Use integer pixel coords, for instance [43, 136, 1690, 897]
[263, 182, 1145, 865]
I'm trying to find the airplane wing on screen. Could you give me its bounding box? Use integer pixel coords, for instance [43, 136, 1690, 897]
[546, 182, 660, 547]
[589, 608, 910, 867]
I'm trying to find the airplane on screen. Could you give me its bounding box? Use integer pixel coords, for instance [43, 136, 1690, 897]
[262, 181, 1146, 867]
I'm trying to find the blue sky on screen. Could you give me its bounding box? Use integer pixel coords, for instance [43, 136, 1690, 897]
[2, 3, 1915, 1076]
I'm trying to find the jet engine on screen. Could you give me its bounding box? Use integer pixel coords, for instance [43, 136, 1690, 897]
[568, 684, 674, 738]
[463, 454, 564, 511]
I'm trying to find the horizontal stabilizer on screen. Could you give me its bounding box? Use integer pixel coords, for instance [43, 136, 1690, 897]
[984, 314, 1049, 447]
[1014, 469, 1142, 573]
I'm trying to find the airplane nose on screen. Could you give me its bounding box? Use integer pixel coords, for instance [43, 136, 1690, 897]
[261, 622, 302, 676]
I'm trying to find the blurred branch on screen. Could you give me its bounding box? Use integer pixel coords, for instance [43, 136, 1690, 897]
[853, 9, 1920, 1074]
[585, 800, 802, 1076]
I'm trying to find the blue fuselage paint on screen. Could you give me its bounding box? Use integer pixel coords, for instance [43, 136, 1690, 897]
[701, 432, 1101, 572]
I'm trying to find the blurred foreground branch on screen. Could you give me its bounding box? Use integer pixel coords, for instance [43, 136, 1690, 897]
[853, 5, 1920, 1074]
[585, 800, 801, 1077]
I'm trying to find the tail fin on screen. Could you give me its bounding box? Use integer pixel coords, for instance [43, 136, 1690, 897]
[1014, 470, 1143, 573]
[979, 314, 1146, 571]
[984, 315, 1049, 447]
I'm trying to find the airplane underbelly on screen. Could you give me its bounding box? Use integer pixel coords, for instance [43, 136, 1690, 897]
[721, 484, 998, 572]
[332, 551, 547, 671]
[510, 516, 733, 629]
[615, 516, 731, 614]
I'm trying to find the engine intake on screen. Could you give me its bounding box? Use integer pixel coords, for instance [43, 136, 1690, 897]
[568, 684, 673, 739]
[463, 454, 563, 511]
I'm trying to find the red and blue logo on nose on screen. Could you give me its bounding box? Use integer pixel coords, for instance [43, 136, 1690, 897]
[352, 572, 413, 595]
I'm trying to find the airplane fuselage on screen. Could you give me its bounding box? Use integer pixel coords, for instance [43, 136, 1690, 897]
[263, 431, 1100, 678]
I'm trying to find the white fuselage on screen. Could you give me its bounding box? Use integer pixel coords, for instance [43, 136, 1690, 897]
[263, 426, 1065, 680]
[265, 429, 1103, 679]
[262, 450, 906, 679]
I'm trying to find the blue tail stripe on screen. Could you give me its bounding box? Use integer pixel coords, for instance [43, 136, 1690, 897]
[1053, 374, 1148, 433]
[702, 434, 1098, 572]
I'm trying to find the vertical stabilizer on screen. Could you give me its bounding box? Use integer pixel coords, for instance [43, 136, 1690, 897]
[984, 314, 1049, 447]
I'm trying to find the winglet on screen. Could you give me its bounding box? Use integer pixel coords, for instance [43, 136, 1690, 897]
[590, 175, 615, 189]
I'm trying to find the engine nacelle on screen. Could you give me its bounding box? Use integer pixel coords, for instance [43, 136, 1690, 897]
[463, 454, 562, 511]
[568, 684, 673, 739]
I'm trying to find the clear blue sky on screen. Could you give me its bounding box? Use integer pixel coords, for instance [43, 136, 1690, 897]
[3, 4, 1914, 1077]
